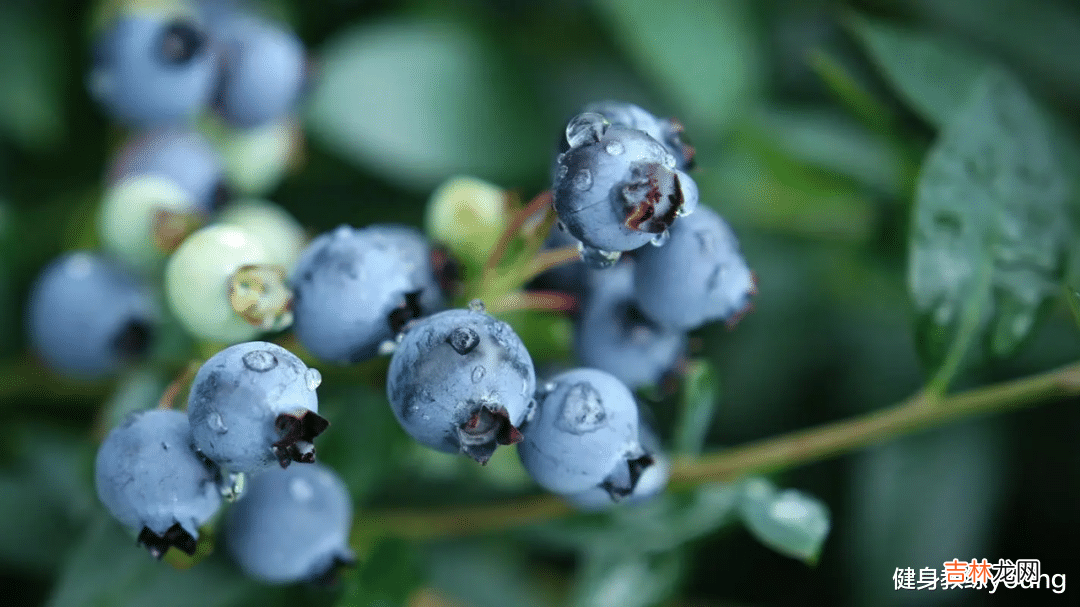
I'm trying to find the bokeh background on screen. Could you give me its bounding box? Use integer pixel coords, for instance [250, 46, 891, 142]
[1, 0, 1078, 605]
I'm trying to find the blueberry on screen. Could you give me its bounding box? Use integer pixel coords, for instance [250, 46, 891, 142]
[187, 341, 328, 474]
[633, 206, 755, 330]
[565, 422, 670, 510]
[553, 118, 699, 256]
[224, 463, 354, 584]
[386, 306, 536, 464]
[27, 252, 157, 378]
[518, 368, 655, 498]
[210, 13, 307, 128]
[290, 225, 443, 364]
[88, 11, 218, 126]
[95, 409, 224, 559]
[574, 262, 685, 389]
[582, 101, 695, 171]
[110, 128, 229, 214]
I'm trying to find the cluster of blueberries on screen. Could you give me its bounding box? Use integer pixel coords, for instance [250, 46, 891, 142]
[26, 2, 757, 582]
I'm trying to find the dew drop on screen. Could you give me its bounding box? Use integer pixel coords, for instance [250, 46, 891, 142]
[208, 411, 228, 434]
[662, 151, 677, 168]
[557, 164, 569, 180]
[289, 477, 314, 503]
[242, 349, 278, 372]
[468, 299, 486, 313]
[572, 169, 593, 191]
[471, 366, 486, 383]
[676, 204, 693, 217]
[565, 112, 608, 147]
[305, 368, 322, 391]
[556, 381, 606, 434]
[447, 327, 481, 355]
[378, 339, 397, 356]
[605, 141, 625, 156]
[579, 244, 621, 269]
[650, 230, 670, 247]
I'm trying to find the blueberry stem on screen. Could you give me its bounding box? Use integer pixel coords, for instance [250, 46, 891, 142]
[349, 359, 1080, 542]
[157, 360, 201, 410]
[520, 245, 580, 283]
[486, 290, 578, 315]
[482, 190, 553, 276]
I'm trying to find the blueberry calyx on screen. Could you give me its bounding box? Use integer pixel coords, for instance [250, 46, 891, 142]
[158, 21, 205, 66]
[271, 411, 330, 467]
[599, 453, 656, 501]
[446, 327, 480, 355]
[667, 118, 696, 170]
[621, 163, 684, 234]
[387, 291, 424, 334]
[309, 552, 359, 587]
[458, 405, 522, 465]
[138, 523, 198, 559]
[111, 319, 154, 359]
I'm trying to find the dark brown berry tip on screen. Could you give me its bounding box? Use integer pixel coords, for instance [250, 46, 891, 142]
[138, 523, 197, 560]
[272, 411, 330, 467]
[457, 405, 522, 464]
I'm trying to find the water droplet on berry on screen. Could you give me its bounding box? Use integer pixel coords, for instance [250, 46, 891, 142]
[242, 349, 278, 372]
[565, 112, 608, 147]
[579, 244, 621, 269]
[650, 230, 670, 247]
[557, 164, 568, 180]
[447, 327, 481, 355]
[605, 141, 625, 156]
[208, 411, 227, 434]
[572, 170, 592, 191]
[662, 151, 677, 168]
[305, 368, 322, 391]
[378, 339, 397, 355]
[676, 204, 692, 217]
[468, 299, 486, 313]
[556, 381, 606, 434]
[288, 477, 314, 503]
[472, 366, 486, 383]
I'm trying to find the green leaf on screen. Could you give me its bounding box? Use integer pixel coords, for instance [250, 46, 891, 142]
[524, 483, 740, 554]
[592, 0, 762, 136]
[306, 18, 545, 192]
[736, 478, 830, 565]
[848, 15, 990, 128]
[425, 541, 557, 607]
[570, 550, 684, 607]
[672, 359, 719, 456]
[806, 48, 895, 137]
[0, 5, 65, 150]
[908, 69, 1072, 389]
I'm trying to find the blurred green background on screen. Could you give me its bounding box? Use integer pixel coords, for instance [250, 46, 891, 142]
[1, 0, 1079, 605]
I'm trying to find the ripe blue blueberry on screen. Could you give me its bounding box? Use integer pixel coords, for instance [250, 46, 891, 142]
[27, 251, 157, 378]
[209, 13, 307, 128]
[565, 423, 670, 510]
[574, 262, 685, 390]
[224, 462, 354, 584]
[386, 305, 536, 464]
[111, 128, 229, 213]
[187, 341, 327, 474]
[518, 368, 655, 498]
[553, 116, 699, 258]
[95, 409, 224, 559]
[88, 10, 218, 126]
[290, 225, 443, 364]
[633, 206, 755, 330]
[582, 101, 696, 171]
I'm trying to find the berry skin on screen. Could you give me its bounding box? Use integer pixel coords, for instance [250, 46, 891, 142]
[553, 117, 699, 255]
[27, 251, 157, 378]
[290, 225, 442, 364]
[97, 174, 202, 272]
[386, 306, 536, 464]
[95, 409, 223, 559]
[210, 13, 307, 128]
[224, 462, 354, 584]
[582, 101, 696, 171]
[88, 11, 218, 126]
[110, 128, 229, 214]
[565, 423, 670, 510]
[164, 224, 284, 343]
[518, 368, 655, 498]
[217, 199, 308, 270]
[188, 341, 327, 474]
[633, 206, 755, 330]
[573, 262, 685, 390]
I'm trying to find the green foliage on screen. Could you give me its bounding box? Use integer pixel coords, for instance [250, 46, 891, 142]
[907, 69, 1072, 387]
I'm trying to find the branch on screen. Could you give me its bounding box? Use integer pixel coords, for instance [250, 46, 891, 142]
[351, 360, 1080, 543]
